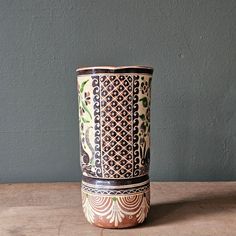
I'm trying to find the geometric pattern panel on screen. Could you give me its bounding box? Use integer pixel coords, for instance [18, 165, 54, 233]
[100, 75, 133, 178]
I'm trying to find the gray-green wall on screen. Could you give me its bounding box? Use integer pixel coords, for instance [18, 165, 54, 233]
[0, 0, 235, 182]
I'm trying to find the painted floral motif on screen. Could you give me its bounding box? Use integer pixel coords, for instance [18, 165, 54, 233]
[82, 193, 95, 224]
[138, 76, 152, 175]
[136, 193, 149, 223]
[78, 79, 96, 176]
[141, 79, 149, 94]
[79, 74, 152, 179]
[84, 92, 91, 105]
[78, 80, 92, 123]
[106, 197, 125, 226]
[82, 189, 150, 228]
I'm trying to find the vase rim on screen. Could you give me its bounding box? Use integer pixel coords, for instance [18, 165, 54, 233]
[76, 65, 153, 75]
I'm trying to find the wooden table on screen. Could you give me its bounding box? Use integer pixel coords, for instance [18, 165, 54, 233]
[0, 182, 235, 236]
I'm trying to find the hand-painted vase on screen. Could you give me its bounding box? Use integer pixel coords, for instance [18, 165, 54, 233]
[76, 66, 153, 228]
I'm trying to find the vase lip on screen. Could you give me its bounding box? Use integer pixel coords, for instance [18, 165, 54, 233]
[76, 65, 153, 75]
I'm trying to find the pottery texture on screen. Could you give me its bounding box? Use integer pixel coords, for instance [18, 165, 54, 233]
[77, 66, 153, 228]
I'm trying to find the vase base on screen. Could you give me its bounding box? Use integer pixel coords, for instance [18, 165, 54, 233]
[81, 181, 150, 228]
[91, 218, 144, 229]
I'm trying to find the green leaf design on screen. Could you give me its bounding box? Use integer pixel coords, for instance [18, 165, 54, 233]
[82, 117, 90, 123]
[140, 114, 145, 120]
[81, 100, 92, 119]
[140, 97, 148, 107]
[79, 80, 89, 93]
[89, 157, 96, 167]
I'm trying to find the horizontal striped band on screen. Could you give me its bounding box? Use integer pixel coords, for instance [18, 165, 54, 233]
[82, 179, 150, 190]
[76, 66, 153, 75]
[82, 182, 150, 195]
[82, 174, 149, 187]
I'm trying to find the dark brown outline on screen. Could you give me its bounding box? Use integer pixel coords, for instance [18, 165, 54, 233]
[76, 66, 153, 76]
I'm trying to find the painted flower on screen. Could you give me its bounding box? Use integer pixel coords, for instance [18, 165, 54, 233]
[140, 122, 147, 134]
[82, 194, 95, 224]
[81, 123, 84, 131]
[136, 193, 150, 223]
[139, 122, 147, 146]
[80, 106, 85, 116]
[141, 81, 148, 94]
[106, 197, 125, 227]
[84, 92, 91, 105]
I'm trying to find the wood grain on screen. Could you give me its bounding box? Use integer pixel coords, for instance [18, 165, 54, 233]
[0, 182, 235, 236]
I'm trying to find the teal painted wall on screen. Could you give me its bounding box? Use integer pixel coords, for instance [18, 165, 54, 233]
[0, 0, 235, 182]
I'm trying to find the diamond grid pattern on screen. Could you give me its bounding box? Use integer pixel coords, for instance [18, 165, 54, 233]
[100, 75, 133, 178]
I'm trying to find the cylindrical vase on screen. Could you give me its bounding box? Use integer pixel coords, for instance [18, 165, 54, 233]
[76, 66, 153, 228]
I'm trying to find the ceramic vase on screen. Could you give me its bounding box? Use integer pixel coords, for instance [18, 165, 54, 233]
[76, 66, 153, 228]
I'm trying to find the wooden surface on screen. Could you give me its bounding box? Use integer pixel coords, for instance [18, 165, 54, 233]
[0, 182, 235, 236]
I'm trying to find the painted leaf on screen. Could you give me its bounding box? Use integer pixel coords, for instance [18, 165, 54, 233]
[82, 117, 90, 123]
[140, 97, 148, 107]
[140, 114, 145, 120]
[112, 197, 117, 201]
[141, 122, 147, 132]
[140, 146, 143, 158]
[81, 100, 92, 119]
[80, 80, 89, 93]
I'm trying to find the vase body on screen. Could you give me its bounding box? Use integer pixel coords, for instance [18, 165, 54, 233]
[76, 66, 153, 228]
